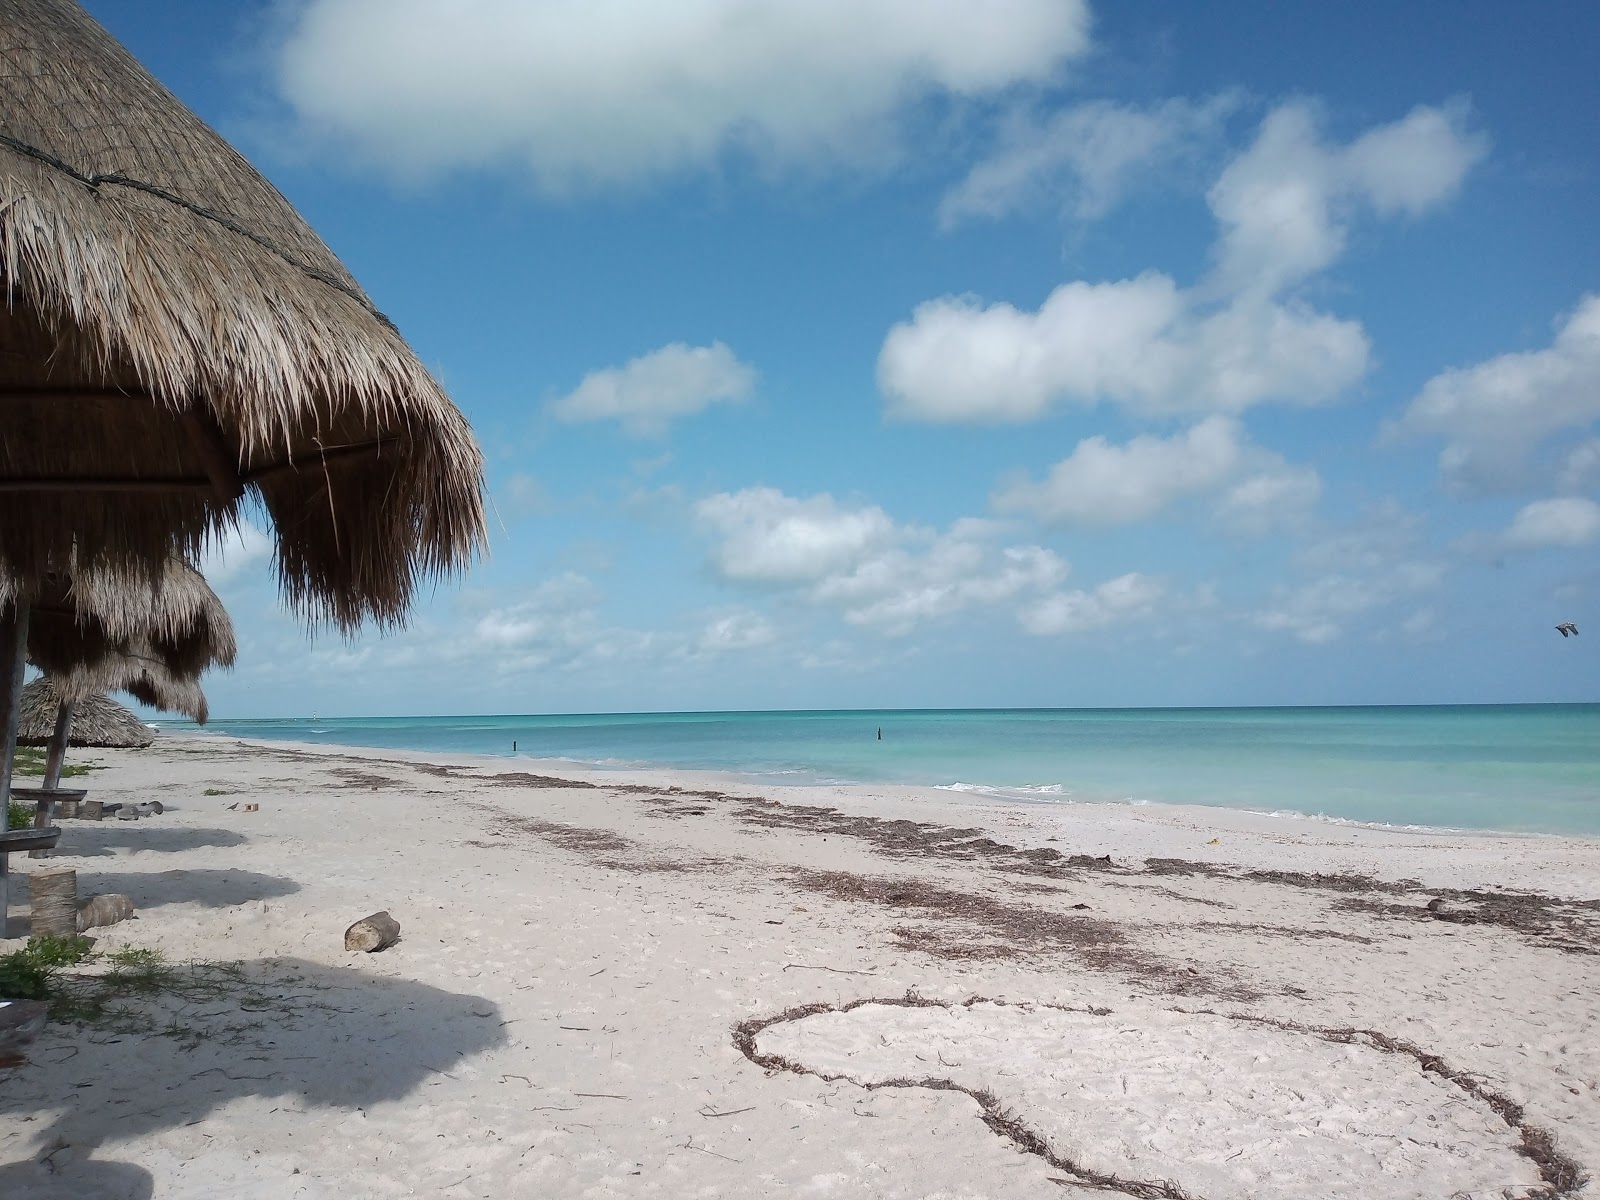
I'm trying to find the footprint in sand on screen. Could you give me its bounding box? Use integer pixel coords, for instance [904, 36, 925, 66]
[750, 1000, 1559, 1200]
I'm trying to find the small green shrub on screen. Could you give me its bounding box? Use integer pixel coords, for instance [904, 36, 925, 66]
[0, 935, 94, 1000]
[6, 800, 31, 831]
[202, 788, 234, 796]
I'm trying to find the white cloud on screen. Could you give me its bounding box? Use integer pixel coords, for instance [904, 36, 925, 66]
[697, 610, 776, 653]
[471, 572, 600, 652]
[1255, 506, 1445, 644]
[1503, 498, 1600, 550]
[882, 101, 1484, 424]
[1255, 575, 1385, 645]
[1390, 295, 1600, 493]
[1020, 573, 1165, 636]
[1208, 100, 1486, 295]
[1214, 462, 1323, 535]
[551, 342, 756, 437]
[994, 417, 1243, 526]
[1558, 439, 1600, 493]
[275, 0, 1091, 188]
[200, 524, 274, 586]
[879, 274, 1367, 421]
[818, 538, 1067, 635]
[696, 487, 897, 585]
[939, 94, 1239, 227]
[992, 418, 1322, 532]
[696, 488, 1066, 634]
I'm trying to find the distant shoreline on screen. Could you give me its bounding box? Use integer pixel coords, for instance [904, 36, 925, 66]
[160, 704, 1600, 839]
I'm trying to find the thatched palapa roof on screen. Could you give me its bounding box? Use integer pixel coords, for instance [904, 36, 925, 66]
[18, 677, 155, 748]
[52, 639, 211, 722]
[1, 556, 235, 683]
[0, 0, 485, 629]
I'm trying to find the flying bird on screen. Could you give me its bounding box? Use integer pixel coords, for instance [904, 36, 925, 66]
[1556, 622, 1579, 637]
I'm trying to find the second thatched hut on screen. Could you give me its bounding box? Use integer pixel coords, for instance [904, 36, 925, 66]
[18, 678, 154, 749]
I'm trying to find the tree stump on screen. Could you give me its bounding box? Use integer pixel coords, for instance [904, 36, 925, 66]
[344, 911, 400, 952]
[80, 801, 102, 822]
[77, 894, 135, 932]
[28, 868, 77, 937]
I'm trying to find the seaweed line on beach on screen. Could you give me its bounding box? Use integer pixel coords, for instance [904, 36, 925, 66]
[1177, 1007, 1588, 1198]
[732, 994, 1199, 1200]
[458, 789, 1259, 1001]
[201, 744, 1600, 957]
[737, 994, 1588, 1200]
[786, 868, 1260, 1001]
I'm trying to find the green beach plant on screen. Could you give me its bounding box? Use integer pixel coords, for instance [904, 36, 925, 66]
[0, 934, 94, 1000]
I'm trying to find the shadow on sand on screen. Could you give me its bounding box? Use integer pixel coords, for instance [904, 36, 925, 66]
[0, 958, 504, 1198]
[45, 825, 249, 858]
[54, 868, 300, 914]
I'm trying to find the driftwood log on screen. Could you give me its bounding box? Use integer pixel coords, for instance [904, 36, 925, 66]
[344, 911, 400, 953]
[28, 867, 78, 937]
[77, 894, 135, 932]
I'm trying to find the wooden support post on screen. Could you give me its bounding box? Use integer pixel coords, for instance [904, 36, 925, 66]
[0, 596, 31, 939]
[182, 407, 246, 503]
[29, 699, 75, 859]
[43, 700, 73, 790]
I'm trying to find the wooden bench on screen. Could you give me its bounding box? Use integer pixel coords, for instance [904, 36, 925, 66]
[8, 788, 88, 858]
[9, 787, 89, 806]
[0, 828, 62, 853]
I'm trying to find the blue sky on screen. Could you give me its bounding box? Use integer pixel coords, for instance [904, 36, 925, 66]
[86, 0, 1600, 717]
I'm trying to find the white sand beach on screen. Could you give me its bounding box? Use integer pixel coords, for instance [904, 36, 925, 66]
[2, 733, 1598, 1199]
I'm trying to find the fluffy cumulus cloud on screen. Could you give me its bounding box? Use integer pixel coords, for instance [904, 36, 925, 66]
[994, 417, 1243, 525]
[696, 487, 898, 586]
[551, 342, 756, 437]
[993, 417, 1321, 531]
[275, 0, 1091, 187]
[1020, 573, 1165, 636]
[1391, 295, 1600, 494]
[878, 273, 1368, 421]
[1208, 100, 1487, 296]
[1502, 498, 1600, 550]
[882, 101, 1485, 423]
[940, 94, 1239, 227]
[695, 488, 1066, 634]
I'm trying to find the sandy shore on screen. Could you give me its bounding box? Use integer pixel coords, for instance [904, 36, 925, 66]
[2, 732, 1598, 1198]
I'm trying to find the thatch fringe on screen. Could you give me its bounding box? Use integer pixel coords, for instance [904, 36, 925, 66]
[0, 0, 486, 629]
[17, 676, 155, 748]
[3, 555, 235, 682]
[51, 640, 211, 722]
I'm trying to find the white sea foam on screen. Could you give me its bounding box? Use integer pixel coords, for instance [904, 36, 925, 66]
[936, 781, 1070, 802]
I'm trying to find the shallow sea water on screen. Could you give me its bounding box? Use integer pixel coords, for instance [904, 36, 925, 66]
[170, 705, 1600, 836]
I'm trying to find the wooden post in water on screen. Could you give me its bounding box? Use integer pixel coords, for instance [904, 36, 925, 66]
[0, 597, 32, 938]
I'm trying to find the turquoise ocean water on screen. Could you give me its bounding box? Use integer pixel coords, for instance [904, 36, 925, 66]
[166, 706, 1600, 836]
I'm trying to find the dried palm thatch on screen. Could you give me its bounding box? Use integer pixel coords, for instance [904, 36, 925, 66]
[0, 0, 485, 630]
[4, 555, 236, 680]
[53, 640, 210, 722]
[17, 677, 153, 748]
